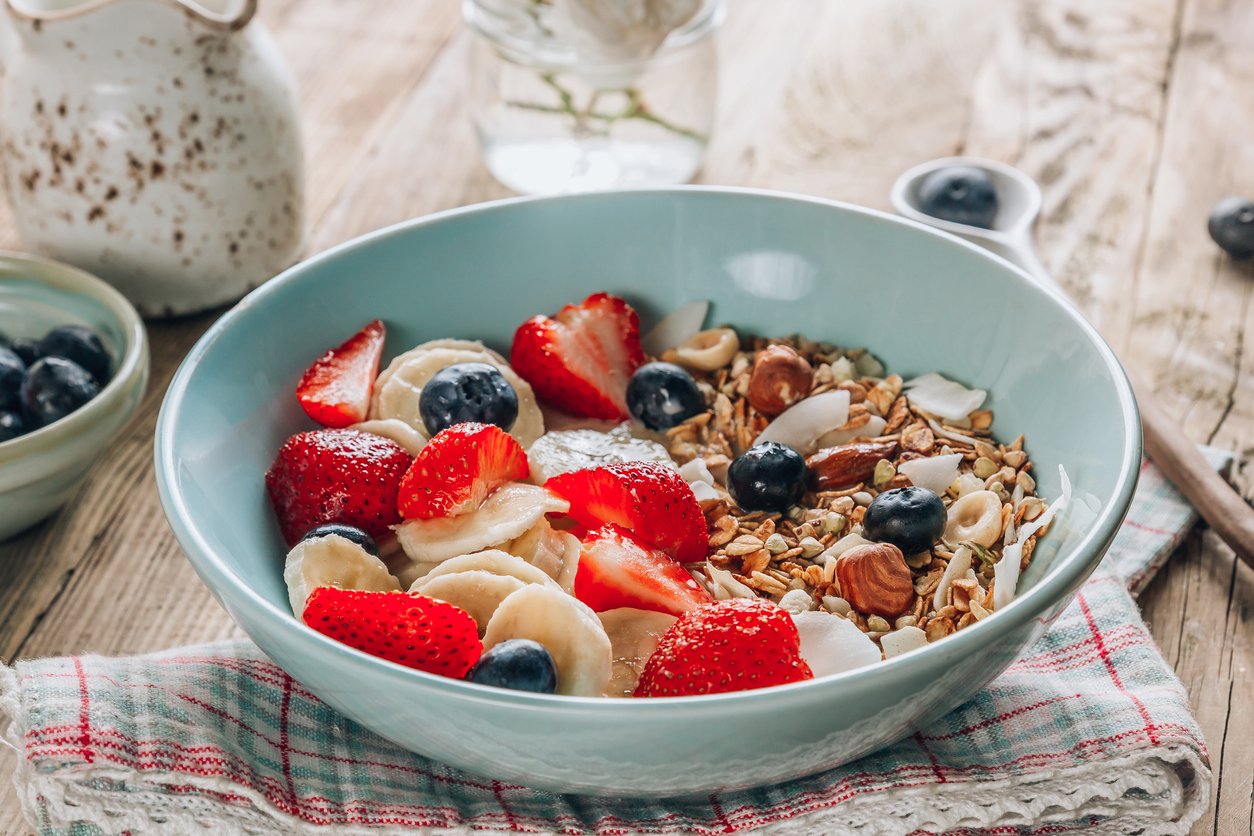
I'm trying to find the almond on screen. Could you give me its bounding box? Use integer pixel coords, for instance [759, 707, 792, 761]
[835, 542, 915, 618]
[806, 439, 899, 490]
[746, 345, 813, 416]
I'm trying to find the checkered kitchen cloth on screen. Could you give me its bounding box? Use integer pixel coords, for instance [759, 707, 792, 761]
[0, 453, 1230, 835]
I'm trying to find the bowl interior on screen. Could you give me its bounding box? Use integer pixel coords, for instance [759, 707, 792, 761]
[161, 189, 1137, 689]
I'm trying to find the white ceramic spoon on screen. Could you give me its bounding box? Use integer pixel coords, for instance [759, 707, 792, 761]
[892, 157, 1254, 571]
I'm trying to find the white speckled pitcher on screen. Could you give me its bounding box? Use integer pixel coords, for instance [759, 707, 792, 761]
[0, 0, 305, 316]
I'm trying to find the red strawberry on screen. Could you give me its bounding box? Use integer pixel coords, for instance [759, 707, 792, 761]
[575, 524, 713, 616]
[545, 461, 708, 563]
[265, 428, 412, 546]
[304, 588, 482, 677]
[634, 599, 814, 697]
[510, 292, 644, 420]
[296, 320, 387, 428]
[396, 422, 528, 519]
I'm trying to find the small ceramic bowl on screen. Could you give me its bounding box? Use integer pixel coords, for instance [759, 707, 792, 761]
[0, 252, 149, 540]
[155, 189, 1140, 796]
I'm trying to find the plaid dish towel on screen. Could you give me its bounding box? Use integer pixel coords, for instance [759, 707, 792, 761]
[0, 454, 1229, 836]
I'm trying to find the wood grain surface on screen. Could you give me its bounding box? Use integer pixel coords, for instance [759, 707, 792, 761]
[0, 1, 1250, 833]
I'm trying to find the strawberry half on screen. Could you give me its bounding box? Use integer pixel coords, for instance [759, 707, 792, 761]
[396, 422, 528, 520]
[297, 319, 387, 428]
[265, 428, 412, 546]
[304, 588, 482, 677]
[575, 524, 713, 616]
[634, 599, 814, 697]
[510, 292, 644, 420]
[545, 461, 708, 563]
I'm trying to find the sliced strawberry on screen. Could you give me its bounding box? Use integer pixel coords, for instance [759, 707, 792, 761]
[575, 524, 713, 616]
[304, 588, 482, 678]
[265, 428, 412, 546]
[545, 461, 708, 562]
[510, 292, 644, 420]
[396, 422, 528, 520]
[634, 599, 814, 697]
[297, 319, 387, 428]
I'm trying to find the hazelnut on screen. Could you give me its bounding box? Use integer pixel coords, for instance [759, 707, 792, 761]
[834, 542, 915, 618]
[747, 345, 813, 415]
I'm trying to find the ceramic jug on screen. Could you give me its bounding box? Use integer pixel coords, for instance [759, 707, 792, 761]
[0, 0, 305, 316]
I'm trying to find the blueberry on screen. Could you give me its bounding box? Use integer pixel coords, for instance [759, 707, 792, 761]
[299, 523, 379, 556]
[19, 357, 100, 429]
[862, 486, 946, 556]
[916, 166, 999, 229]
[0, 346, 25, 412]
[9, 337, 40, 367]
[728, 441, 808, 512]
[467, 639, 558, 694]
[0, 410, 24, 443]
[418, 362, 518, 435]
[1208, 197, 1254, 259]
[627, 361, 705, 431]
[37, 325, 111, 384]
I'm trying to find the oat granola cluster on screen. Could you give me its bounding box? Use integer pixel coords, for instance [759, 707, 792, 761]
[659, 333, 1053, 648]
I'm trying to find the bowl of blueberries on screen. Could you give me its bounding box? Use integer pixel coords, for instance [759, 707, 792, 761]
[0, 252, 148, 540]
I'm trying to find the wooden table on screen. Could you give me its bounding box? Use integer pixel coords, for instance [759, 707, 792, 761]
[0, 0, 1250, 832]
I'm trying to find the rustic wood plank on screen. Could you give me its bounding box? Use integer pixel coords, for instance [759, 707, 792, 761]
[1141, 530, 1254, 836]
[1123, 0, 1254, 496]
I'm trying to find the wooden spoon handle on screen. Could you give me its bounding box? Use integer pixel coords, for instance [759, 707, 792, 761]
[1130, 373, 1254, 570]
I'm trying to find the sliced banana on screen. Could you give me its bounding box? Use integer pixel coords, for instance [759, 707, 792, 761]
[350, 418, 428, 455]
[554, 531, 582, 593]
[374, 339, 506, 393]
[483, 585, 613, 697]
[283, 534, 401, 617]
[369, 347, 544, 448]
[416, 570, 527, 635]
[597, 608, 678, 698]
[413, 548, 560, 589]
[504, 519, 582, 585]
[527, 424, 676, 483]
[395, 484, 569, 564]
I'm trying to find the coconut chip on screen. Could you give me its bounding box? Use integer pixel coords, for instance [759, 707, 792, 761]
[993, 465, 1072, 610]
[904, 372, 987, 421]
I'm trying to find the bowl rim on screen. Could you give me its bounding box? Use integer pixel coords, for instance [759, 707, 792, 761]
[155, 186, 1142, 710]
[0, 250, 149, 466]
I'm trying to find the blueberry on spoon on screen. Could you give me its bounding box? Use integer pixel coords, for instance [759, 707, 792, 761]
[1208, 197, 1254, 259]
[916, 165, 999, 229]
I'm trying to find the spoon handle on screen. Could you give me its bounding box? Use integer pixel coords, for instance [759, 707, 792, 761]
[1131, 374, 1254, 570]
[996, 241, 1254, 570]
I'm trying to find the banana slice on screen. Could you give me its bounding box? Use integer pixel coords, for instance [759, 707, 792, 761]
[503, 519, 579, 584]
[374, 339, 506, 393]
[416, 570, 527, 635]
[283, 534, 401, 616]
[527, 424, 676, 483]
[483, 585, 613, 697]
[369, 347, 544, 448]
[395, 483, 569, 564]
[415, 548, 560, 589]
[350, 418, 427, 455]
[555, 531, 581, 593]
[597, 608, 678, 698]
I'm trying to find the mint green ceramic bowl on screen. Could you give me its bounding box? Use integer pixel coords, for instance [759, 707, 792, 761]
[155, 189, 1140, 796]
[0, 252, 148, 540]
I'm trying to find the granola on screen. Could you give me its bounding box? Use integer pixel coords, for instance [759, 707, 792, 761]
[660, 331, 1054, 652]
